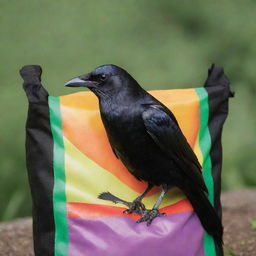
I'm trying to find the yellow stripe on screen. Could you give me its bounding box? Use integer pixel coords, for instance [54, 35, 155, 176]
[64, 136, 185, 208]
[194, 132, 204, 166]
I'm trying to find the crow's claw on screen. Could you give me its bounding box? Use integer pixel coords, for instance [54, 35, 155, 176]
[123, 200, 146, 215]
[136, 209, 166, 225]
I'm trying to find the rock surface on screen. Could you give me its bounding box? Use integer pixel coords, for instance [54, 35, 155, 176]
[0, 189, 255, 256]
[222, 189, 256, 256]
[0, 218, 33, 256]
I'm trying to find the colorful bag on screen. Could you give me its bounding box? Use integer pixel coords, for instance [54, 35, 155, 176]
[21, 65, 232, 256]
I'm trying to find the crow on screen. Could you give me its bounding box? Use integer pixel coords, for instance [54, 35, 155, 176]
[65, 64, 223, 247]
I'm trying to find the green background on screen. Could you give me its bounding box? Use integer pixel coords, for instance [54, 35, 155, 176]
[1, 0, 255, 221]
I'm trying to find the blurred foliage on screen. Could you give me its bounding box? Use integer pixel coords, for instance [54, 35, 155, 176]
[0, 0, 255, 221]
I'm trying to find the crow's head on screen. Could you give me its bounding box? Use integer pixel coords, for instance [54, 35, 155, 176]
[65, 64, 141, 97]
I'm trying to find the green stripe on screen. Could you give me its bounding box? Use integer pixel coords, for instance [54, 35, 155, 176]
[195, 88, 216, 256]
[49, 96, 68, 256]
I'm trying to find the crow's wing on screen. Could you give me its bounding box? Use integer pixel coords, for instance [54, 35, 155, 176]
[142, 105, 207, 192]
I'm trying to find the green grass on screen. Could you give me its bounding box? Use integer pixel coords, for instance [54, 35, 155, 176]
[250, 219, 256, 230]
[224, 248, 235, 256]
[0, 0, 256, 221]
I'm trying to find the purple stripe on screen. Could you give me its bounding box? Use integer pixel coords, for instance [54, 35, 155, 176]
[68, 212, 205, 256]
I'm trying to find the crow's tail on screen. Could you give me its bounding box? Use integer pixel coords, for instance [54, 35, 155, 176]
[183, 187, 223, 255]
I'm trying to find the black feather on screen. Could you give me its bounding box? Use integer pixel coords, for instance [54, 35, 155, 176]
[183, 187, 223, 253]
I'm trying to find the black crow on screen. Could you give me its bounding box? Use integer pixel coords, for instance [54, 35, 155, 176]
[65, 64, 223, 247]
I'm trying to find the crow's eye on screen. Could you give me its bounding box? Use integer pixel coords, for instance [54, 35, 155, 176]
[100, 74, 107, 81]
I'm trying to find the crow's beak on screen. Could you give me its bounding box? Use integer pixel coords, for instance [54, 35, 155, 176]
[65, 73, 96, 88]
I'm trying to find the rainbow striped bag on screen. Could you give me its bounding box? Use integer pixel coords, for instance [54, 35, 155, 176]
[21, 65, 232, 256]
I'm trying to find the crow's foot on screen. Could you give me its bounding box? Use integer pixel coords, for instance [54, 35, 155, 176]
[98, 192, 146, 215]
[123, 200, 146, 215]
[136, 209, 166, 225]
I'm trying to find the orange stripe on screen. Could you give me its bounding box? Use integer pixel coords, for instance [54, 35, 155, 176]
[67, 199, 193, 220]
